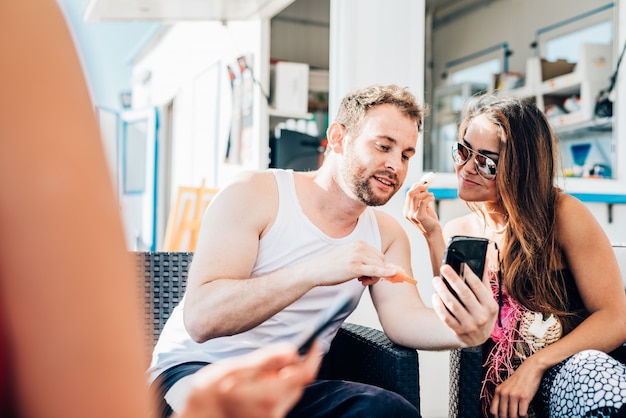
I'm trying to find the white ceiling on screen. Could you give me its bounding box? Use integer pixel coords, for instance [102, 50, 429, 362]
[83, 0, 483, 26]
[84, 0, 296, 22]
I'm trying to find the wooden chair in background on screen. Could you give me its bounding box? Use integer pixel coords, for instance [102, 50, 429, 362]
[162, 180, 219, 252]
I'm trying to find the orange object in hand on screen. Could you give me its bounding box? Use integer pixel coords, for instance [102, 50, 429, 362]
[385, 270, 417, 285]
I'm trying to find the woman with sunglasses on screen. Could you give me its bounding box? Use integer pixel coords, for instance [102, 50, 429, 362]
[404, 93, 626, 418]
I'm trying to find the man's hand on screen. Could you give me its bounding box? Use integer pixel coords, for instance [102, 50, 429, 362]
[431, 263, 499, 347]
[302, 240, 397, 287]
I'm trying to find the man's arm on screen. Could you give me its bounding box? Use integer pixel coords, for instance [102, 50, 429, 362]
[370, 212, 498, 350]
[183, 171, 398, 342]
[183, 171, 312, 342]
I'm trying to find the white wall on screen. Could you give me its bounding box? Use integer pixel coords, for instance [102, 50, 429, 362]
[131, 20, 271, 198]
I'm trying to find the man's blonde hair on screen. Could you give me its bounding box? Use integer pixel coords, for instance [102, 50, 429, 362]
[334, 84, 425, 137]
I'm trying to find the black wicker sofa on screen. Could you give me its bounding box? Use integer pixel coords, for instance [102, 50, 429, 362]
[133, 251, 421, 412]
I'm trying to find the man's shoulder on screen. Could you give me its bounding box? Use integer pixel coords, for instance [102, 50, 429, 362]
[210, 170, 279, 235]
[216, 170, 279, 209]
[228, 169, 275, 184]
[371, 209, 410, 255]
[372, 209, 405, 234]
[221, 169, 278, 193]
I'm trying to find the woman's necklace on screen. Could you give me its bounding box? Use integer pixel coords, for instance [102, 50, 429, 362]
[485, 218, 508, 234]
[481, 204, 509, 235]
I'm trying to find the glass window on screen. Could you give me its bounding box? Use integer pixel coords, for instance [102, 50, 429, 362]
[451, 58, 501, 86]
[544, 21, 613, 62]
[536, 6, 615, 180]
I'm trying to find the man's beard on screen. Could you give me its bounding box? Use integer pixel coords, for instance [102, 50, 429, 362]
[353, 178, 392, 206]
[342, 154, 398, 207]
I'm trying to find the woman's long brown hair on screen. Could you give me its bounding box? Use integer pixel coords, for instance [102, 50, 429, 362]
[459, 95, 575, 324]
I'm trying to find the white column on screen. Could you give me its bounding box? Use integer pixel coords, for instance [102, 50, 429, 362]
[329, 0, 426, 181]
[329, 3, 450, 418]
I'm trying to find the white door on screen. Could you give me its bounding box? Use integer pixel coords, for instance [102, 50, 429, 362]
[118, 108, 158, 250]
[97, 106, 158, 250]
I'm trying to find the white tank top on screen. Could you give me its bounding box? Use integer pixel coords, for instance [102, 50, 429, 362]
[148, 169, 381, 381]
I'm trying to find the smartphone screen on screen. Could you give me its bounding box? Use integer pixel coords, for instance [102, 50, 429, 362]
[295, 292, 352, 356]
[442, 235, 489, 278]
[441, 236, 489, 299]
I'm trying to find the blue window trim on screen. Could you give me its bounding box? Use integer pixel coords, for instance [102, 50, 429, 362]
[428, 188, 626, 204]
[424, 187, 626, 223]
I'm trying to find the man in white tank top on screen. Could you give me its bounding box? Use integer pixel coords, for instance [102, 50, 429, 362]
[150, 84, 499, 418]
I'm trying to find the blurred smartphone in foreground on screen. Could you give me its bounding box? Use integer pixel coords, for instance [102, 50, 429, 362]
[294, 292, 352, 356]
[441, 235, 489, 298]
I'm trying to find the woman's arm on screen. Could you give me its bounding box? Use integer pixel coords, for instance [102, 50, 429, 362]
[490, 194, 626, 417]
[529, 194, 626, 369]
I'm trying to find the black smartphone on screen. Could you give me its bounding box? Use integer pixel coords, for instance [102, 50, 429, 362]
[441, 235, 489, 297]
[295, 292, 352, 356]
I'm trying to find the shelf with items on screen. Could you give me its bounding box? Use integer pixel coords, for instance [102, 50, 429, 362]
[268, 64, 328, 135]
[269, 107, 328, 141]
[268, 68, 328, 119]
[268, 107, 313, 120]
[423, 42, 623, 212]
[506, 43, 613, 133]
[267, 64, 328, 171]
[502, 43, 616, 181]
[420, 2, 626, 224]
